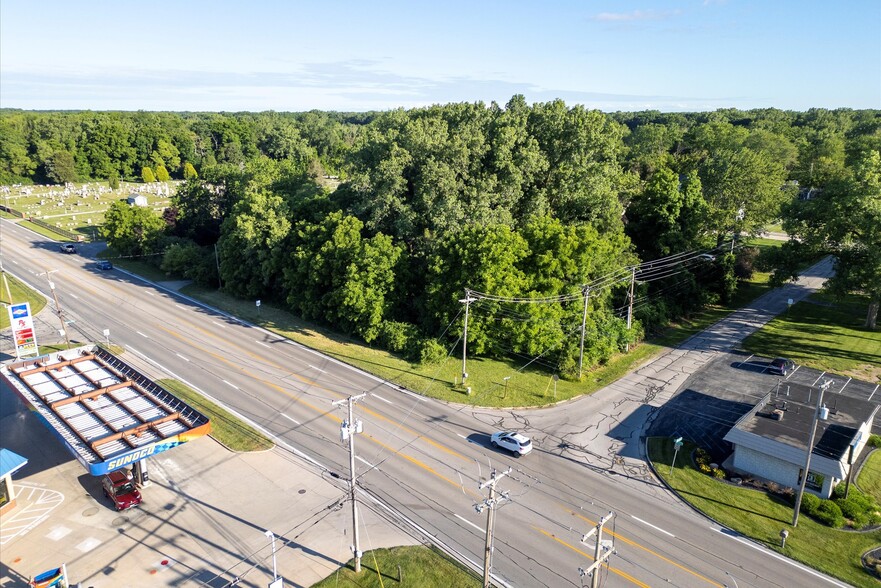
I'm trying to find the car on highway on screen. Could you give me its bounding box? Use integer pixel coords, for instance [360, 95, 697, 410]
[768, 357, 796, 376]
[490, 431, 533, 456]
[102, 469, 142, 511]
[96, 260, 113, 270]
[59, 243, 77, 254]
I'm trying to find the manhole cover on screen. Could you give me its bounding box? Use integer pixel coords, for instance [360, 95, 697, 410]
[111, 516, 129, 527]
[298, 489, 306, 494]
[82, 507, 99, 517]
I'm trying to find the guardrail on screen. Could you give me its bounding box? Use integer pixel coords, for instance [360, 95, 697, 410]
[1, 204, 88, 241]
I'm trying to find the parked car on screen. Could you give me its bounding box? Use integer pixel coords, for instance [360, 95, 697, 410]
[490, 431, 533, 457]
[59, 243, 77, 254]
[768, 357, 796, 376]
[96, 260, 113, 270]
[102, 469, 142, 511]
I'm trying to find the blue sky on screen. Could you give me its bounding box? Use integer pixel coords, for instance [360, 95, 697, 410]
[1, 0, 879, 112]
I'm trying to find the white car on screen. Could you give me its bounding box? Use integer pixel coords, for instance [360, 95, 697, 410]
[490, 431, 533, 456]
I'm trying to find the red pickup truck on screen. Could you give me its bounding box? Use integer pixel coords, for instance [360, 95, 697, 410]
[101, 469, 142, 511]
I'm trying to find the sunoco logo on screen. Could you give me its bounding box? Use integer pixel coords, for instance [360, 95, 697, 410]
[11, 305, 28, 318]
[107, 445, 156, 470]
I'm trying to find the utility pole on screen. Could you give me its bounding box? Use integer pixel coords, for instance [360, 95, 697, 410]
[579, 511, 615, 588]
[792, 381, 830, 527]
[460, 290, 477, 387]
[626, 267, 636, 331]
[476, 467, 511, 588]
[333, 393, 367, 572]
[578, 286, 590, 379]
[39, 270, 70, 348]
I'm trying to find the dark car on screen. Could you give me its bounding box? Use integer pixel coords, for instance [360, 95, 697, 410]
[101, 469, 142, 511]
[59, 243, 77, 254]
[769, 357, 796, 376]
[96, 260, 113, 270]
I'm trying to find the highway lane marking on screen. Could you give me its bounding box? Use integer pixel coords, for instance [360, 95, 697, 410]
[136, 331, 149, 338]
[69, 293, 79, 299]
[630, 515, 674, 537]
[371, 393, 393, 405]
[154, 324, 477, 487]
[213, 321, 227, 328]
[308, 365, 327, 373]
[145, 291, 155, 296]
[568, 510, 721, 587]
[175, 353, 190, 362]
[457, 433, 468, 439]
[282, 414, 300, 425]
[256, 340, 271, 348]
[175, 304, 187, 310]
[454, 513, 483, 533]
[718, 529, 850, 587]
[222, 380, 240, 390]
[534, 527, 650, 588]
[356, 456, 376, 468]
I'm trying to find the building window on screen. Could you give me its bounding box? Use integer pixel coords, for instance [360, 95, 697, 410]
[0, 478, 9, 508]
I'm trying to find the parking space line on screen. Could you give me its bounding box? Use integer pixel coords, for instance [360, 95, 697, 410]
[870, 384, 879, 401]
[0, 485, 65, 545]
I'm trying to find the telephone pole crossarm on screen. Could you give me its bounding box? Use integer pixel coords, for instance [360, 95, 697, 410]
[476, 467, 512, 588]
[579, 511, 615, 588]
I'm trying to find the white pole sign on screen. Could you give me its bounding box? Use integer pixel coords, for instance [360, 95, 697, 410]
[9, 302, 39, 358]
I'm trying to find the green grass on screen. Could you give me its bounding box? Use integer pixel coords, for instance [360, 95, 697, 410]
[741, 292, 881, 381]
[157, 379, 274, 452]
[648, 437, 881, 588]
[310, 545, 479, 588]
[181, 283, 663, 408]
[858, 450, 881, 504]
[1, 272, 48, 330]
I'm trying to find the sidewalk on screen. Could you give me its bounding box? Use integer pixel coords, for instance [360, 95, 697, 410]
[0, 377, 416, 588]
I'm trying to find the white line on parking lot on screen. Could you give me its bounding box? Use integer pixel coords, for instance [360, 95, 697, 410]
[718, 528, 850, 587]
[455, 513, 484, 533]
[839, 377, 852, 393]
[870, 384, 879, 401]
[282, 413, 300, 425]
[371, 393, 393, 405]
[631, 515, 674, 537]
[738, 354, 754, 368]
[175, 353, 190, 362]
[222, 380, 239, 390]
[136, 331, 149, 338]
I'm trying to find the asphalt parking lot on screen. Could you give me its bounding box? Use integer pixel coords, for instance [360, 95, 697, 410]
[646, 350, 881, 462]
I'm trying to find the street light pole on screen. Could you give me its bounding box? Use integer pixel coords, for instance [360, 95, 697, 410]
[333, 393, 367, 573]
[39, 270, 70, 348]
[264, 530, 280, 586]
[460, 290, 476, 387]
[792, 381, 830, 527]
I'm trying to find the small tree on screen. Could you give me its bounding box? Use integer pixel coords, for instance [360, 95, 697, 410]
[142, 166, 156, 183]
[183, 162, 198, 179]
[155, 164, 170, 182]
[108, 170, 120, 190]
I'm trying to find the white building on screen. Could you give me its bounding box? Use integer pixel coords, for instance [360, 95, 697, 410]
[724, 382, 877, 498]
[126, 194, 148, 207]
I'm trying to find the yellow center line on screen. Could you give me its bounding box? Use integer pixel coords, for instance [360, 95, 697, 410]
[155, 324, 479, 497]
[534, 527, 650, 588]
[159, 318, 472, 464]
[566, 509, 723, 587]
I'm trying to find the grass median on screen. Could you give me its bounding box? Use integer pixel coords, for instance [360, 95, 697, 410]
[648, 437, 881, 588]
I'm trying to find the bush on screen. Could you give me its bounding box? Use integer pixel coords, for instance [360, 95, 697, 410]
[868, 434, 881, 448]
[141, 166, 156, 183]
[712, 467, 726, 479]
[814, 500, 845, 528]
[377, 321, 419, 354]
[417, 339, 447, 365]
[834, 488, 881, 528]
[698, 463, 712, 475]
[694, 448, 711, 466]
[734, 246, 759, 281]
[800, 493, 821, 515]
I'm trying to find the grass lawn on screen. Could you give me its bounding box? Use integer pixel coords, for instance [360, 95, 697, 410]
[182, 283, 664, 408]
[310, 545, 479, 588]
[648, 437, 881, 588]
[858, 450, 881, 503]
[157, 379, 274, 452]
[741, 292, 881, 381]
[0, 272, 48, 330]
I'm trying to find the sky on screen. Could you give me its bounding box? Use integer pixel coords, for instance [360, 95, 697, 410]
[1, 0, 879, 113]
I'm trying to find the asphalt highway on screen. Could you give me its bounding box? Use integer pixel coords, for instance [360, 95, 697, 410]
[1, 219, 849, 588]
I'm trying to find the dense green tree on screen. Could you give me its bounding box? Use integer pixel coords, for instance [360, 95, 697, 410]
[141, 166, 156, 183]
[155, 164, 170, 181]
[44, 151, 78, 184]
[781, 150, 881, 328]
[183, 162, 198, 179]
[102, 200, 165, 256]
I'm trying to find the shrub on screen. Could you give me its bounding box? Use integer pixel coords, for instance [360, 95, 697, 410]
[377, 321, 419, 354]
[814, 500, 845, 528]
[800, 493, 821, 515]
[834, 488, 880, 528]
[417, 339, 447, 365]
[694, 448, 711, 466]
[868, 434, 881, 448]
[712, 467, 726, 479]
[155, 164, 170, 182]
[698, 463, 712, 475]
[734, 246, 759, 281]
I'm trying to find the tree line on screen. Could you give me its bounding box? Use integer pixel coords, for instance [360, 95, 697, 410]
[3, 100, 879, 373]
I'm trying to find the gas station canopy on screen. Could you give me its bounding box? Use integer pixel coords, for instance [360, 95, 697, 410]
[1, 345, 210, 475]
